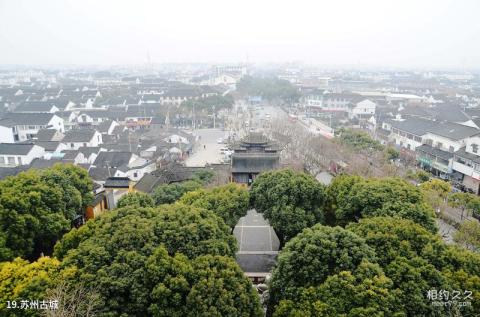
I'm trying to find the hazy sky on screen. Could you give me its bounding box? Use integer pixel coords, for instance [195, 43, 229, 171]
[1, 0, 479, 69]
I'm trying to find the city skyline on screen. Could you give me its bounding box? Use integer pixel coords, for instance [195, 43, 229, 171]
[1, 0, 480, 69]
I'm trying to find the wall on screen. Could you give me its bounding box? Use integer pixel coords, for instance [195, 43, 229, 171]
[0, 125, 15, 143]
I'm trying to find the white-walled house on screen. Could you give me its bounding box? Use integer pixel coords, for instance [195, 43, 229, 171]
[451, 135, 480, 194]
[0, 143, 45, 167]
[0, 122, 15, 143]
[387, 117, 480, 152]
[348, 99, 376, 119]
[93, 151, 155, 182]
[62, 129, 103, 150]
[0, 113, 64, 142]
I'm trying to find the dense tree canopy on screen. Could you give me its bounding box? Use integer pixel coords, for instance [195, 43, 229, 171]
[55, 203, 237, 261]
[347, 217, 444, 267]
[269, 216, 480, 316]
[53, 204, 258, 316]
[179, 183, 249, 229]
[0, 257, 62, 316]
[117, 191, 155, 208]
[151, 180, 202, 205]
[349, 217, 480, 316]
[336, 128, 384, 152]
[268, 225, 376, 310]
[250, 169, 326, 246]
[448, 192, 480, 218]
[453, 220, 480, 252]
[181, 94, 234, 111]
[273, 261, 402, 317]
[237, 75, 300, 102]
[328, 175, 437, 232]
[0, 164, 93, 261]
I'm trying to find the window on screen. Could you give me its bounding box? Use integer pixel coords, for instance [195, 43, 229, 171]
[7, 157, 15, 165]
[17, 157, 22, 165]
[436, 142, 443, 149]
[472, 144, 478, 154]
[83, 143, 87, 147]
[449, 146, 454, 153]
[71, 143, 75, 148]
[0, 157, 4, 164]
[28, 126, 35, 130]
[133, 172, 138, 178]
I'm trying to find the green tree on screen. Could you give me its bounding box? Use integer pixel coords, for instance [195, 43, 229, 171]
[250, 169, 326, 246]
[179, 183, 249, 229]
[347, 217, 445, 267]
[192, 169, 215, 184]
[329, 176, 437, 232]
[448, 192, 480, 219]
[268, 225, 376, 310]
[336, 128, 384, 152]
[384, 256, 449, 316]
[420, 179, 451, 199]
[117, 192, 155, 208]
[152, 180, 202, 205]
[454, 220, 480, 252]
[324, 174, 364, 225]
[385, 146, 400, 160]
[182, 94, 234, 111]
[40, 163, 94, 214]
[54, 204, 258, 316]
[406, 169, 430, 183]
[0, 165, 94, 261]
[55, 204, 237, 261]
[237, 75, 300, 102]
[0, 257, 61, 316]
[0, 170, 68, 261]
[273, 261, 402, 317]
[147, 247, 263, 317]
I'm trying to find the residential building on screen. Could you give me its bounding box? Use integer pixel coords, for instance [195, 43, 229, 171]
[0, 143, 45, 167]
[63, 129, 103, 150]
[0, 113, 64, 142]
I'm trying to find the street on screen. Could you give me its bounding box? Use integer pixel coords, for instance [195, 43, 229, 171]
[185, 128, 227, 167]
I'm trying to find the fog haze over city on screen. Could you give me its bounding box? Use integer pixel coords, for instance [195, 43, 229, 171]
[1, 0, 480, 69]
[2, 1, 480, 316]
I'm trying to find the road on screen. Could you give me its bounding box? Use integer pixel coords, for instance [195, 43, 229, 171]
[185, 128, 227, 167]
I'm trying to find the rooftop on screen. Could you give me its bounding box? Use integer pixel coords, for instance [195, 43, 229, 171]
[63, 129, 97, 142]
[0, 143, 36, 155]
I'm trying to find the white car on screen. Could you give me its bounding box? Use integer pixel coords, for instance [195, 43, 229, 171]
[217, 137, 224, 144]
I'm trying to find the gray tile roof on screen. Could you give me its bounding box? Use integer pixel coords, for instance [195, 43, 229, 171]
[104, 177, 130, 188]
[63, 129, 97, 142]
[454, 147, 480, 165]
[0, 112, 55, 125]
[15, 101, 57, 113]
[0, 166, 28, 179]
[389, 117, 480, 140]
[36, 129, 58, 141]
[88, 166, 117, 181]
[35, 141, 60, 152]
[93, 151, 133, 168]
[416, 144, 454, 161]
[0, 143, 36, 155]
[29, 158, 63, 169]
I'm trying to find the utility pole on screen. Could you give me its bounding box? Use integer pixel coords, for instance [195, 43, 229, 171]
[192, 102, 196, 130]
